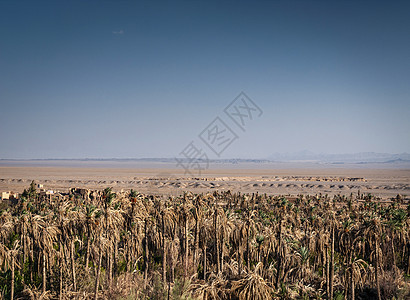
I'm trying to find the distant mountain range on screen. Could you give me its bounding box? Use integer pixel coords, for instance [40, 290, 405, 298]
[1, 152, 410, 165]
[267, 151, 410, 164]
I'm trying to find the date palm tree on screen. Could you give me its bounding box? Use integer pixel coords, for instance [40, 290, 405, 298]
[93, 234, 108, 300]
[362, 217, 382, 300]
[0, 239, 20, 300]
[38, 218, 59, 293]
[160, 206, 176, 285]
[82, 203, 99, 273]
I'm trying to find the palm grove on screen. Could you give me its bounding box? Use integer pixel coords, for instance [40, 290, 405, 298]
[0, 181, 409, 299]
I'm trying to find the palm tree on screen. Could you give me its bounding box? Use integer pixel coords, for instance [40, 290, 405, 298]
[0, 239, 20, 300]
[192, 203, 201, 270]
[16, 213, 30, 267]
[179, 203, 192, 277]
[83, 203, 99, 273]
[143, 217, 150, 289]
[346, 257, 368, 300]
[371, 218, 382, 300]
[101, 187, 123, 287]
[231, 220, 247, 277]
[93, 235, 107, 300]
[294, 246, 309, 280]
[213, 207, 221, 275]
[275, 213, 284, 289]
[329, 215, 336, 300]
[160, 206, 176, 285]
[38, 219, 59, 293]
[387, 208, 408, 269]
[200, 219, 211, 280]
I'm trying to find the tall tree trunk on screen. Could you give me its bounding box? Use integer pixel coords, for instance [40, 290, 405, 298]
[94, 250, 103, 300]
[330, 225, 335, 300]
[113, 238, 118, 277]
[322, 245, 326, 281]
[194, 216, 199, 269]
[107, 239, 113, 288]
[220, 233, 224, 273]
[85, 230, 91, 273]
[350, 269, 355, 300]
[203, 245, 207, 280]
[325, 245, 330, 300]
[42, 251, 46, 294]
[71, 240, 77, 291]
[23, 227, 27, 264]
[214, 211, 220, 274]
[59, 257, 63, 300]
[375, 236, 381, 300]
[162, 215, 167, 286]
[29, 243, 33, 283]
[144, 219, 149, 289]
[171, 252, 175, 283]
[391, 236, 396, 268]
[59, 242, 63, 300]
[246, 223, 250, 271]
[11, 254, 15, 300]
[275, 217, 283, 289]
[127, 235, 132, 273]
[407, 242, 410, 275]
[238, 245, 242, 276]
[48, 252, 53, 288]
[185, 218, 189, 277]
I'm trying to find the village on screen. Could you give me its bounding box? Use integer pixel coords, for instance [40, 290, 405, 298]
[0, 182, 103, 204]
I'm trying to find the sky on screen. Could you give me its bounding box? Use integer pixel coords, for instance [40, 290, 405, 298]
[1, 0, 409, 159]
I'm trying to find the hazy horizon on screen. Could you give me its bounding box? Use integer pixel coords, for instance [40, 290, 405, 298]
[1, 150, 409, 161]
[1, 1, 410, 160]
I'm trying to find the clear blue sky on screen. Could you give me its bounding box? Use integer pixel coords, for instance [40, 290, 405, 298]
[1, 0, 409, 159]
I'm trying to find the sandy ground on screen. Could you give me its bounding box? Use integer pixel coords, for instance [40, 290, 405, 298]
[1, 161, 409, 199]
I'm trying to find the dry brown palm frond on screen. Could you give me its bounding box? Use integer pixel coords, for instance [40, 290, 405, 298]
[224, 259, 239, 277]
[131, 255, 143, 274]
[293, 281, 324, 299]
[19, 285, 54, 300]
[0, 219, 13, 241]
[230, 262, 274, 300]
[189, 273, 228, 300]
[346, 257, 369, 290]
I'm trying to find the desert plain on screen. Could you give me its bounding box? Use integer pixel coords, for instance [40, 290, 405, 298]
[1, 160, 409, 200]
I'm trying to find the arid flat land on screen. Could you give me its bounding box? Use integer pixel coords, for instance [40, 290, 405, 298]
[1, 161, 409, 199]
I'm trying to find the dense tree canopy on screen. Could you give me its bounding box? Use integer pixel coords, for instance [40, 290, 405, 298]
[0, 185, 409, 299]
